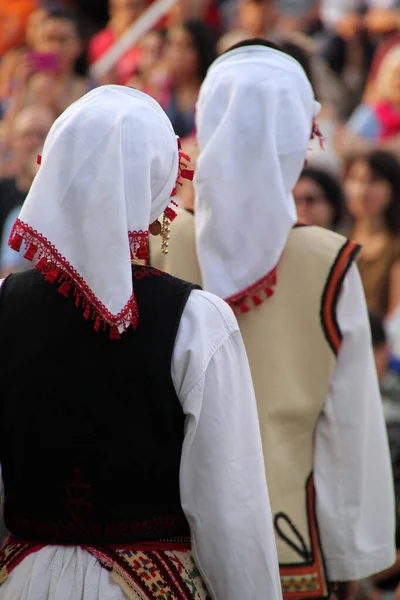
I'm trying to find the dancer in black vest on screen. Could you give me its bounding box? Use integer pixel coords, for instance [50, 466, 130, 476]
[0, 85, 282, 600]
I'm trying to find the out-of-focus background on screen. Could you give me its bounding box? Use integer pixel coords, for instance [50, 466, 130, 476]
[3, 1, 400, 594]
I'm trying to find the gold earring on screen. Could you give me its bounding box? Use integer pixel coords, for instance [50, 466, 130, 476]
[161, 215, 171, 254]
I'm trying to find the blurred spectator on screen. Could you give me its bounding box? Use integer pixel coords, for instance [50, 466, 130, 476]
[0, 105, 53, 251]
[346, 46, 400, 143]
[0, 7, 48, 103]
[344, 150, 400, 317]
[88, 0, 146, 85]
[235, 0, 280, 41]
[4, 8, 92, 128]
[162, 19, 216, 138]
[293, 166, 344, 230]
[367, 310, 400, 600]
[0, 147, 41, 277]
[125, 29, 166, 102]
[0, 0, 37, 57]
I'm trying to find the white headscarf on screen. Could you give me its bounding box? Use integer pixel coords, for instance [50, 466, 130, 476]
[9, 85, 180, 337]
[194, 45, 321, 311]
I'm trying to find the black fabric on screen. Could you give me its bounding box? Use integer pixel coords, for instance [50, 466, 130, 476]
[0, 179, 26, 250]
[0, 266, 199, 545]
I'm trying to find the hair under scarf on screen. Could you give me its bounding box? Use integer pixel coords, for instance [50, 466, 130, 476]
[9, 85, 185, 337]
[194, 45, 321, 312]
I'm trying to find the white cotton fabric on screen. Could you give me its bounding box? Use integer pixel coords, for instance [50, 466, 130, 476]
[194, 45, 321, 301]
[17, 85, 179, 331]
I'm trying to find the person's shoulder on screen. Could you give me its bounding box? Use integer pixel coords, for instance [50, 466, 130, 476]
[290, 224, 352, 253]
[186, 289, 239, 337]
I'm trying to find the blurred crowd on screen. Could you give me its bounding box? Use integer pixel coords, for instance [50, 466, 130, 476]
[3, 0, 400, 596]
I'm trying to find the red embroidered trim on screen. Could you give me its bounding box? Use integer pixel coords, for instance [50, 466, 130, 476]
[165, 138, 195, 223]
[225, 266, 278, 314]
[132, 266, 163, 280]
[311, 118, 326, 149]
[8, 218, 146, 337]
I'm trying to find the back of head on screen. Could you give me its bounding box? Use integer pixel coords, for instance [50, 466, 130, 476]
[12, 85, 180, 335]
[194, 41, 320, 302]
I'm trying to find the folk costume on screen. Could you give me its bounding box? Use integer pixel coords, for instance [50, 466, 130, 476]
[152, 45, 396, 599]
[0, 85, 282, 600]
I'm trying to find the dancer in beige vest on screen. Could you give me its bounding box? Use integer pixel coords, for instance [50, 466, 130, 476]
[151, 40, 396, 600]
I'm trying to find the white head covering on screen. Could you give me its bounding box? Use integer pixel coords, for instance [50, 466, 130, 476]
[194, 45, 321, 311]
[9, 85, 180, 337]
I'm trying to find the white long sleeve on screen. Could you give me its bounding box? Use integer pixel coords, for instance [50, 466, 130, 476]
[314, 263, 396, 581]
[172, 290, 282, 600]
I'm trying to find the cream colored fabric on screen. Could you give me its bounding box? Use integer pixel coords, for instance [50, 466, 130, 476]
[153, 221, 351, 565]
[237, 225, 347, 563]
[149, 209, 202, 285]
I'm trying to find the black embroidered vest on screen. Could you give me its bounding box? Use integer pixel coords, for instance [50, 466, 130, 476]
[0, 266, 199, 545]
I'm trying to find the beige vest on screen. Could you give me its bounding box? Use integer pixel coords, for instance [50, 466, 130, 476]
[151, 216, 360, 600]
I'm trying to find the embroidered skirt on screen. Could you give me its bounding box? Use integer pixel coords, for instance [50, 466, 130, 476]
[0, 538, 211, 600]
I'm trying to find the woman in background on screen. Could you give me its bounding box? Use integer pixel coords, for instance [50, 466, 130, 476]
[344, 149, 400, 317]
[162, 20, 216, 139]
[293, 166, 344, 230]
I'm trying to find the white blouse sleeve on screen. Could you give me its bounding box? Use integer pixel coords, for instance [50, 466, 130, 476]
[172, 290, 282, 600]
[314, 263, 396, 582]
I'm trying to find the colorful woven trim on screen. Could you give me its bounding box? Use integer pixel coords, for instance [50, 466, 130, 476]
[225, 266, 278, 314]
[89, 545, 210, 600]
[277, 475, 330, 600]
[0, 538, 211, 600]
[8, 218, 144, 340]
[321, 239, 361, 355]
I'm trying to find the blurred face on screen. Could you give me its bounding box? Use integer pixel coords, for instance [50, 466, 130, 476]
[25, 8, 48, 50]
[238, 0, 276, 36]
[387, 62, 400, 105]
[345, 160, 392, 222]
[139, 31, 163, 73]
[38, 18, 81, 72]
[109, 0, 145, 21]
[293, 177, 335, 229]
[12, 109, 53, 165]
[164, 25, 199, 82]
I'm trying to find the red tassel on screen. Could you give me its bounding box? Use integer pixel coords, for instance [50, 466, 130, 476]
[266, 287, 274, 298]
[23, 243, 38, 261]
[45, 267, 59, 284]
[110, 326, 121, 340]
[131, 315, 138, 329]
[83, 304, 91, 320]
[171, 187, 177, 196]
[94, 316, 101, 332]
[239, 301, 250, 313]
[9, 233, 23, 252]
[164, 207, 177, 221]
[36, 257, 48, 272]
[58, 280, 71, 297]
[177, 138, 182, 150]
[179, 152, 191, 162]
[181, 169, 194, 181]
[36, 154, 42, 165]
[252, 294, 263, 306]
[136, 242, 148, 260]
